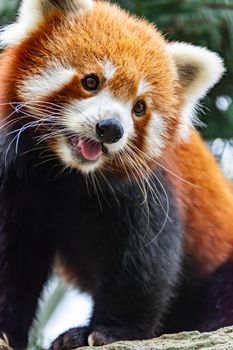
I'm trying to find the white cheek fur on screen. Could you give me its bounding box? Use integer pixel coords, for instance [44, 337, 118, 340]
[145, 112, 166, 158]
[19, 63, 76, 100]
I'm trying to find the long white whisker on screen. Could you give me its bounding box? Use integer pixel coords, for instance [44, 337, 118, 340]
[99, 169, 120, 207]
[125, 145, 169, 217]
[90, 172, 103, 210]
[120, 143, 172, 244]
[131, 144, 202, 189]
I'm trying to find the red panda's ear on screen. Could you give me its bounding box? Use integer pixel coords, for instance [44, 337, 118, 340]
[0, 0, 93, 48]
[48, 0, 93, 12]
[167, 42, 225, 139]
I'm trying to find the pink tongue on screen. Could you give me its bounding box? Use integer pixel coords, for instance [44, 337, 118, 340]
[78, 139, 102, 161]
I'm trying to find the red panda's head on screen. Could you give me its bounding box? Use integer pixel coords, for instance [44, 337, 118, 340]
[0, 0, 224, 175]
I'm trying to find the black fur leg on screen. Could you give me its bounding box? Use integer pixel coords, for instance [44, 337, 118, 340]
[56, 171, 184, 344]
[0, 146, 56, 348]
[0, 218, 54, 349]
[0, 233, 54, 349]
[49, 326, 91, 350]
[198, 261, 233, 331]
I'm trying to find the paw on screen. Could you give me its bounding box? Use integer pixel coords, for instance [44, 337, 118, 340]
[49, 326, 90, 350]
[87, 326, 125, 346]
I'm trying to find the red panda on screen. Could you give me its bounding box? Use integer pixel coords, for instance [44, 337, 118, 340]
[0, 0, 233, 349]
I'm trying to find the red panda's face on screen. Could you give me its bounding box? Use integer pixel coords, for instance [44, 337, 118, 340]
[0, 1, 224, 175]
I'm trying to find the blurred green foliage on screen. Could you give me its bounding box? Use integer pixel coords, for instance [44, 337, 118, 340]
[1, 0, 233, 138]
[0, 0, 18, 25]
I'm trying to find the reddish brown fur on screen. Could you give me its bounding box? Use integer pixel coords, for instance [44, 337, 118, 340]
[0, 2, 181, 153]
[0, 1, 232, 277]
[164, 131, 233, 275]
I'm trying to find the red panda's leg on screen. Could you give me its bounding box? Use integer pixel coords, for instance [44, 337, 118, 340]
[50, 227, 183, 348]
[49, 245, 180, 350]
[0, 212, 54, 349]
[197, 261, 233, 331]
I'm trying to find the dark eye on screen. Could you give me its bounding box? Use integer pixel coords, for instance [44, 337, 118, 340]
[82, 74, 100, 91]
[133, 101, 146, 116]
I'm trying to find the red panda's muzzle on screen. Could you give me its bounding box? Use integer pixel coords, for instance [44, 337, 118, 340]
[69, 136, 103, 162]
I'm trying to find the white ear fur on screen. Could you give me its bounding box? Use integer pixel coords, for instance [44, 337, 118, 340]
[49, 0, 93, 12]
[167, 42, 225, 139]
[0, 0, 93, 47]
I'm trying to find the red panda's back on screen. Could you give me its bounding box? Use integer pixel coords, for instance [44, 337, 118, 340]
[164, 130, 233, 275]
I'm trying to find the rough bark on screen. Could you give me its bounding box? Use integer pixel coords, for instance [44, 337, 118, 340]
[79, 327, 233, 350]
[0, 327, 233, 349]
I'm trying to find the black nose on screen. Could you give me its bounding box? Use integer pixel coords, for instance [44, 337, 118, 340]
[96, 119, 124, 144]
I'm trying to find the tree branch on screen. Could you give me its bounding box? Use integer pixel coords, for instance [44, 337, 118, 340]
[207, 3, 233, 10]
[80, 327, 233, 350]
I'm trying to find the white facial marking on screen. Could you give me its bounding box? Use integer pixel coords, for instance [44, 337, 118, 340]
[137, 80, 151, 97]
[146, 112, 166, 158]
[72, 0, 93, 11]
[20, 63, 76, 100]
[177, 102, 196, 141]
[100, 60, 117, 80]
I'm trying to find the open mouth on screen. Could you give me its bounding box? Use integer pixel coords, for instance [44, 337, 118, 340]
[68, 136, 104, 162]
